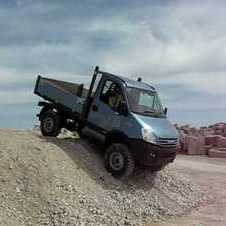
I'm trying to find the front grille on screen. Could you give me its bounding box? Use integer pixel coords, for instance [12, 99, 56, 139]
[157, 137, 178, 148]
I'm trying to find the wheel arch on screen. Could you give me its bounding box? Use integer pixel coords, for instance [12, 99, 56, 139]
[38, 102, 54, 120]
[38, 102, 68, 121]
[105, 130, 130, 149]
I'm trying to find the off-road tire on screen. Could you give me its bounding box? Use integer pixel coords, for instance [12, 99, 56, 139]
[40, 112, 61, 137]
[105, 143, 135, 179]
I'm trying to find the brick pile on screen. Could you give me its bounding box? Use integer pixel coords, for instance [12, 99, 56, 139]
[176, 122, 226, 158]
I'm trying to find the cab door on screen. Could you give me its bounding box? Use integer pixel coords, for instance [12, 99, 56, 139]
[83, 77, 124, 142]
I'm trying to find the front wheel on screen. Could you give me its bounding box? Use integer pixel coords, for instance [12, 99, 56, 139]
[105, 143, 135, 179]
[40, 112, 61, 137]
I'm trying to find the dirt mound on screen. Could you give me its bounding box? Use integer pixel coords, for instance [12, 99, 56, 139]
[0, 129, 204, 226]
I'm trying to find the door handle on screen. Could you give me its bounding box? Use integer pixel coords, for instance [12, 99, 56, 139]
[92, 104, 98, 112]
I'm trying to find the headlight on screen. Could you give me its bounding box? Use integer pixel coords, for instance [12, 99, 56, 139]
[142, 128, 157, 144]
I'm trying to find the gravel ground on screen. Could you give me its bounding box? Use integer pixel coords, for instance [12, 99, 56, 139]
[0, 129, 204, 226]
[149, 155, 226, 226]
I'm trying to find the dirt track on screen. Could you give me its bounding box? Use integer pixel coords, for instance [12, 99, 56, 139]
[150, 155, 226, 226]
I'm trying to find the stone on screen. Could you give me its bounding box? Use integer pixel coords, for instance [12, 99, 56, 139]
[8, 164, 13, 170]
[187, 135, 206, 155]
[205, 129, 215, 136]
[208, 148, 226, 158]
[216, 136, 226, 148]
[188, 127, 200, 136]
[204, 145, 213, 152]
[205, 135, 221, 146]
[218, 148, 226, 151]
[179, 132, 187, 152]
[223, 128, 226, 137]
[200, 128, 214, 136]
[184, 135, 191, 152]
[205, 135, 214, 145]
[180, 125, 190, 134]
[213, 123, 226, 130]
[215, 129, 223, 135]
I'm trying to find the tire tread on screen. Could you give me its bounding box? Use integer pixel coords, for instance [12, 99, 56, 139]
[105, 143, 135, 179]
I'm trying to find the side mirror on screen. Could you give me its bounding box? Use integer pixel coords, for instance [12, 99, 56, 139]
[164, 107, 168, 115]
[118, 101, 128, 115]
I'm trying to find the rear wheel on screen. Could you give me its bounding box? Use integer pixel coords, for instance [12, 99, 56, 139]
[105, 143, 135, 179]
[40, 112, 61, 137]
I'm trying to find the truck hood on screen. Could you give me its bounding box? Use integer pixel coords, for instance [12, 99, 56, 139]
[133, 114, 179, 139]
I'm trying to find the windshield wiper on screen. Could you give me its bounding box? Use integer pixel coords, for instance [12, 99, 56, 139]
[143, 110, 164, 116]
[144, 110, 156, 114]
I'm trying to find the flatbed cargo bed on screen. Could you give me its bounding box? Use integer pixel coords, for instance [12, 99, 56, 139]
[34, 76, 88, 114]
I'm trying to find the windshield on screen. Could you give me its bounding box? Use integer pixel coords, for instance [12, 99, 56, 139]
[126, 87, 165, 117]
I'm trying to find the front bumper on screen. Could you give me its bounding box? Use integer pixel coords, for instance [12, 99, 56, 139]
[128, 139, 177, 167]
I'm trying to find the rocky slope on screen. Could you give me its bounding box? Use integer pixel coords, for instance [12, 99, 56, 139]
[0, 129, 204, 226]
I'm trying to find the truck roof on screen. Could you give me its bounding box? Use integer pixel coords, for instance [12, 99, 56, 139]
[102, 72, 156, 91]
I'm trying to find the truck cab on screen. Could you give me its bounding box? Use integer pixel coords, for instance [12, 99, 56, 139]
[82, 71, 179, 177]
[35, 67, 179, 178]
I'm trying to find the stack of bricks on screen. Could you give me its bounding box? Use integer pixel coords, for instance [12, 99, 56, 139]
[176, 122, 226, 158]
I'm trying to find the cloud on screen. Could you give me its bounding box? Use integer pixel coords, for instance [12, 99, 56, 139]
[0, 90, 34, 104]
[0, 66, 93, 104]
[0, 0, 225, 125]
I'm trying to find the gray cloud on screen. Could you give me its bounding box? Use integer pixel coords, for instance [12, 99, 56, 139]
[0, 0, 225, 125]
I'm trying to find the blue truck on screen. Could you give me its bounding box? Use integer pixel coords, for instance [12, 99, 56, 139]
[34, 66, 179, 178]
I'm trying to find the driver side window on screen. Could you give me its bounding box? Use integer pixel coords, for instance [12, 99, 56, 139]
[100, 79, 124, 112]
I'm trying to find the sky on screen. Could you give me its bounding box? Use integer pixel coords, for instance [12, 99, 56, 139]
[0, 0, 226, 129]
